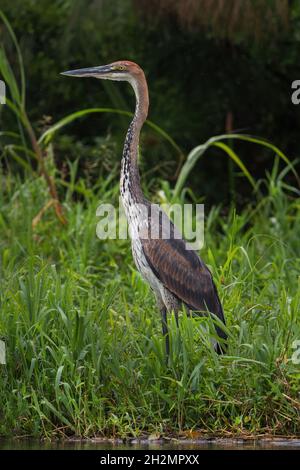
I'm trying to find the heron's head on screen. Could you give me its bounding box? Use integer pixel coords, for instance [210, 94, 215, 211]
[61, 60, 143, 83]
[61, 60, 149, 118]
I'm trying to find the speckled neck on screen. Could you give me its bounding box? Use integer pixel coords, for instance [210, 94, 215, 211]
[120, 71, 149, 212]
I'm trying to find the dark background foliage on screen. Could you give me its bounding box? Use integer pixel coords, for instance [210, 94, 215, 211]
[1, 0, 300, 204]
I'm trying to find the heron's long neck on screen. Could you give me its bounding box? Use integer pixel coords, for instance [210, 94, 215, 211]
[120, 74, 149, 211]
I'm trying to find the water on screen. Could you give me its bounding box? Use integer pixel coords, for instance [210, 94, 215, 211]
[1, 438, 300, 450]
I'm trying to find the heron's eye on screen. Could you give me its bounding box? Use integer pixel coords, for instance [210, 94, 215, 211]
[117, 65, 126, 71]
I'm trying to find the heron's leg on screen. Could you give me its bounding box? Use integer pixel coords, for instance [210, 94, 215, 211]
[163, 290, 180, 329]
[154, 292, 169, 363]
[174, 309, 179, 328]
[161, 307, 169, 362]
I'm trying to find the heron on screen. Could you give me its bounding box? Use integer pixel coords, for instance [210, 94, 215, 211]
[61, 61, 227, 359]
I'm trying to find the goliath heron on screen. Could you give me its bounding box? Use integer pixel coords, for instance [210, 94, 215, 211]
[61, 61, 227, 358]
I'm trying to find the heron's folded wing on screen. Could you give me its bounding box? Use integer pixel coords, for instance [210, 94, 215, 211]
[141, 234, 226, 335]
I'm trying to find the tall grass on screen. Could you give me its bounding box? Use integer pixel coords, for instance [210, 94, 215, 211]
[0, 11, 67, 225]
[0, 163, 299, 438]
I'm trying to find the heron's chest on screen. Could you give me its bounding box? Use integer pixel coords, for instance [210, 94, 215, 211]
[120, 174, 163, 293]
[131, 236, 162, 294]
[125, 208, 159, 289]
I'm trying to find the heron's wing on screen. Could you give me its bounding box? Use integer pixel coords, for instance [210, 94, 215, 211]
[139, 208, 226, 340]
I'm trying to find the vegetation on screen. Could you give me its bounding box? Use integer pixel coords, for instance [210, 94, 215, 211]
[0, 2, 299, 439]
[0, 163, 299, 438]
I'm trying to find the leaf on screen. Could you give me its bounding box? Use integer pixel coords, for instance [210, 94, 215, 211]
[173, 133, 296, 199]
[213, 141, 256, 188]
[55, 365, 64, 391]
[38, 107, 183, 156]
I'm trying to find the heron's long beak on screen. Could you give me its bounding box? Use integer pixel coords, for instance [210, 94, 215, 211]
[60, 64, 113, 78]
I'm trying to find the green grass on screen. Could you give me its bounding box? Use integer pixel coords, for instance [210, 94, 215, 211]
[0, 165, 299, 439]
